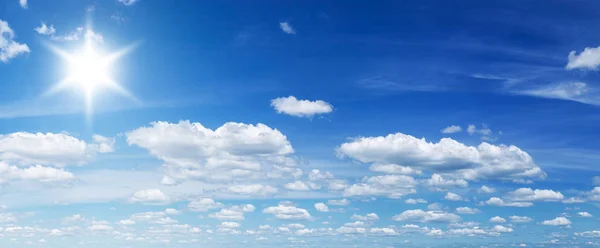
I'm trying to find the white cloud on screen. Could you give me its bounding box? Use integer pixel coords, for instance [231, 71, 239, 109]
[118, 219, 135, 225]
[506, 188, 564, 202]
[578, 212, 593, 217]
[327, 199, 349, 206]
[130, 212, 177, 224]
[490, 216, 506, 223]
[279, 22, 296, 34]
[425, 174, 468, 190]
[484, 197, 533, 207]
[562, 197, 586, 204]
[118, 0, 139, 6]
[88, 224, 113, 231]
[466, 124, 492, 136]
[566, 46, 600, 70]
[165, 208, 181, 215]
[589, 187, 600, 201]
[127, 121, 297, 183]
[369, 164, 421, 175]
[491, 225, 513, 233]
[129, 189, 170, 205]
[219, 221, 240, 228]
[208, 209, 245, 221]
[263, 204, 311, 220]
[0, 20, 30, 63]
[594, 176, 600, 186]
[187, 198, 223, 212]
[575, 230, 600, 238]
[34, 23, 56, 35]
[314, 203, 329, 212]
[456, 207, 480, 214]
[271, 96, 332, 118]
[509, 215, 533, 223]
[337, 133, 544, 181]
[0, 132, 113, 166]
[541, 217, 571, 226]
[284, 181, 310, 191]
[0, 162, 74, 183]
[19, 0, 27, 9]
[350, 213, 379, 221]
[392, 209, 460, 223]
[228, 184, 278, 196]
[336, 226, 366, 234]
[62, 214, 85, 223]
[369, 227, 396, 235]
[444, 192, 463, 201]
[517, 82, 600, 106]
[447, 227, 487, 236]
[405, 198, 427, 204]
[441, 125, 462, 134]
[478, 185, 496, 193]
[343, 175, 416, 198]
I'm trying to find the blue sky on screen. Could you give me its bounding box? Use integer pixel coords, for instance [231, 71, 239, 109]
[1, 0, 600, 247]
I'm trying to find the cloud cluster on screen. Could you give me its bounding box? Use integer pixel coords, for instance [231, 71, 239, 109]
[0, 20, 30, 63]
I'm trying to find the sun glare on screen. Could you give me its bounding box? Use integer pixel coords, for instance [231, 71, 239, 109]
[46, 27, 137, 122]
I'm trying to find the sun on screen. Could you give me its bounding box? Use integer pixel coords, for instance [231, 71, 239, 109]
[46, 28, 137, 120]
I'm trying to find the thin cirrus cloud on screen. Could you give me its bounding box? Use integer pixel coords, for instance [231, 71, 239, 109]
[271, 96, 333, 118]
[279, 22, 296, 34]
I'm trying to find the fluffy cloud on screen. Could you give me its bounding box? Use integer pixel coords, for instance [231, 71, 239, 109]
[478, 185, 496, 193]
[350, 213, 379, 221]
[588, 187, 600, 201]
[34, 23, 56, 35]
[0, 20, 30, 63]
[425, 174, 468, 190]
[566, 46, 600, 70]
[392, 209, 460, 223]
[343, 175, 416, 198]
[509, 215, 533, 223]
[327, 199, 349, 206]
[263, 204, 311, 220]
[314, 203, 329, 212]
[208, 209, 245, 221]
[541, 217, 571, 226]
[369, 164, 421, 175]
[271, 96, 332, 118]
[127, 121, 298, 184]
[491, 225, 513, 233]
[187, 198, 223, 212]
[129, 189, 170, 205]
[578, 212, 593, 217]
[219, 221, 240, 228]
[279, 22, 296, 34]
[0, 162, 74, 183]
[506, 188, 564, 202]
[405, 198, 427, 204]
[490, 216, 506, 223]
[0, 132, 113, 166]
[576, 230, 600, 238]
[337, 133, 544, 181]
[444, 192, 463, 201]
[130, 211, 177, 224]
[284, 181, 310, 191]
[484, 197, 533, 207]
[228, 184, 278, 196]
[19, 0, 27, 9]
[455, 207, 480, 214]
[441, 125, 462, 134]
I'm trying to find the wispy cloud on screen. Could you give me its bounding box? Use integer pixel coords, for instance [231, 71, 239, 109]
[515, 81, 600, 106]
[279, 22, 296, 35]
[118, 0, 139, 6]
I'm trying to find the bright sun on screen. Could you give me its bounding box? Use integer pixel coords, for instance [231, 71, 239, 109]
[46, 28, 137, 119]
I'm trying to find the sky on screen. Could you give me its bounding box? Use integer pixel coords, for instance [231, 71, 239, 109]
[1, 0, 600, 247]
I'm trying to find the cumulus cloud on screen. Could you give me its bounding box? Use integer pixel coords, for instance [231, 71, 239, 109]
[350, 213, 379, 221]
[509, 215, 533, 223]
[578, 212, 593, 217]
[441, 125, 462, 134]
[34, 23, 56, 35]
[0, 132, 113, 166]
[506, 188, 564, 202]
[343, 175, 416, 198]
[0, 162, 74, 183]
[129, 189, 170, 205]
[490, 216, 506, 223]
[456, 207, 480, 214]
[392, 209, 460, 223]
[484, 197, 533, 207]
[576, 230, 600, 238]
[127, 121, 298, 184]
[337, 133, 544, 181]
[263, 204, 311, 220]
[369, 164, 421, 175]
[187, 198, 223, 212]
[19, 0, 27, 9]
[541, 217, 571, 226]
[405, 198, 427, 204]
[0, 20, 30, 63]
[284, 181, 310, 191]
[209, 209, 245, 221]
[314, 203, 329, 212]
[425, 174, 468, 190]
[279, 22, 296, 34]
[228, 184, 278, 196]
[478, 185, 496, 193]
[327, 199, 349, 206]
[271, 96, 332, 118]
[566, 46, 600, 70]
[491, 225, 513, 233]
[444, 192, 463, 201]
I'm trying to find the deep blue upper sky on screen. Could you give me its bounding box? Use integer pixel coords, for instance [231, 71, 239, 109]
[1, 0, 600, 247]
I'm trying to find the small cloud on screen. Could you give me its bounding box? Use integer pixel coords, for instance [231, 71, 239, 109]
[271, 96, 333, 118]
[567, 46, 600, 70]
[19, 0, 27, 9]
[0, 20, 30, 63]
[118, 0, 139, 6]
[541, 217, 571, 226]
[34, 23, 56, 35]
[279, 22, 296, 34]
[441, 125, 462, 134]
